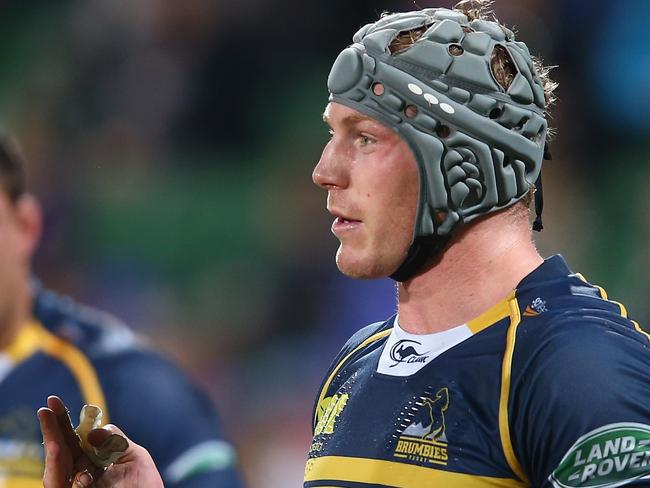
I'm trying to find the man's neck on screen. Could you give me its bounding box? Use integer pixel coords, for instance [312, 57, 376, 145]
[397, 211, 543, 334]
[0, 282, 32, 351]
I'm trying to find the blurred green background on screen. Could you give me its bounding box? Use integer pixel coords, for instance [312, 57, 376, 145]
[1, 0, 649, 485]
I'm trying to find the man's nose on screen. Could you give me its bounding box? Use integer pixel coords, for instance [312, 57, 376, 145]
[312, 140, 349, 190]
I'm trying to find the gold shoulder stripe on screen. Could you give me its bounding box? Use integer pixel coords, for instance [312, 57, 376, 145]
[4, 321, 43, 362]
[633, 320, 650, 343]
[34, 322, 109, 422]
[314, 329, 391, 427]
[467, 296, 511, 334]
[576, 272, 623, 313]
[576, 273, 649, 343]
[304, 456, 525, 488]
[498, 294, 529, 485]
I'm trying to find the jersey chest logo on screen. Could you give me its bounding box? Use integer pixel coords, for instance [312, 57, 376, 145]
[393, 387, 450, 466]
[310, 393, 350, 454]
[314, 393, 349, 436]
[389, 339, 429, 367]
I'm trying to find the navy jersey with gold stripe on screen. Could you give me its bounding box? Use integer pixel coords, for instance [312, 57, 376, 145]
[305, 255, 650, 488]
[0, 282, 242, 488]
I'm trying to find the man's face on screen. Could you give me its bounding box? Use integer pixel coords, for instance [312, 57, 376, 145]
[0, 190, 38, 326]
[313, 102, 419, 279]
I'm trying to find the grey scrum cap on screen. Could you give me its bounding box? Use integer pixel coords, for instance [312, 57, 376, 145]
[327, 8, 548, 280]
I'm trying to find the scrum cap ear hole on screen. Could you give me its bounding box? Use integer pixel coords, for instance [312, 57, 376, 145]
[489, 107, 502, 119]
[405, 105, 418, 118]
[448, 44, 464, 56]
[372, 82, 385, 95]
[436, 125, 451, 138]
[434, 211, 448, 224]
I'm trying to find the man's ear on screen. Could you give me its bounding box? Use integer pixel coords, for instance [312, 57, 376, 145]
[15, 193, 42, 259]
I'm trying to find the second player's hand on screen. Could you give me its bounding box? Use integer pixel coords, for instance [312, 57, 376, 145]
[38, 396, 164, 488]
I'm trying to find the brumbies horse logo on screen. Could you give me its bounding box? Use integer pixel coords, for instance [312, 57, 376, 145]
[394, 388, 450, 465]
[404, 388, 449, 441]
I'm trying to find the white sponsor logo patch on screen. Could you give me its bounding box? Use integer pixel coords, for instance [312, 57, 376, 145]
[377, 320, 471, 376]
[550, 423, 650, 488]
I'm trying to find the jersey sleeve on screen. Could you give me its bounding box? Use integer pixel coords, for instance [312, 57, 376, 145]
[94, 350, 243, 488]
[510, 316, 650, 488]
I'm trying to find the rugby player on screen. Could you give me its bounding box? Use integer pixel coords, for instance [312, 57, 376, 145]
[39, 1, 650, 487]
[0, 136, 241, 487]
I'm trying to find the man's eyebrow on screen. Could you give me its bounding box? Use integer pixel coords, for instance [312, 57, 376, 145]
[322, 112, 376, 126]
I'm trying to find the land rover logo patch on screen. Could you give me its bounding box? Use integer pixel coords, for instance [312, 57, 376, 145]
[550, 423, 650, 488]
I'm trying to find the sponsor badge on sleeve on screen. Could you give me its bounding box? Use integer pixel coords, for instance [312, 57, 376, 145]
[550, 423, 650, 488]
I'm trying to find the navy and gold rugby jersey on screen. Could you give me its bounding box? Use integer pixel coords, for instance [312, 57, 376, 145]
[0, 282, 242, 488]
[305, 255, 650, 488]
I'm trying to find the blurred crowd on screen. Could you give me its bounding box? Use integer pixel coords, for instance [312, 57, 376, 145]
[1, 0, 648, 485]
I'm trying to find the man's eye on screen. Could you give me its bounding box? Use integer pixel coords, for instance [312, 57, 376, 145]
[358, 134, 375, 146]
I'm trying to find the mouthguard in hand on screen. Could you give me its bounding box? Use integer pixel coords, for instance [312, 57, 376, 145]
[75, 405, 128, 468]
